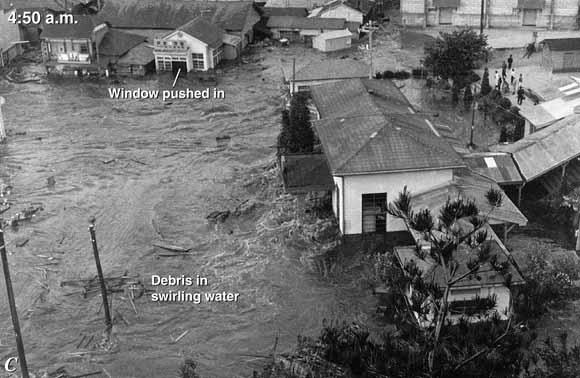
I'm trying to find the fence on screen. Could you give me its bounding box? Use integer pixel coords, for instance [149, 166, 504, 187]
[0, 44, 23, 68]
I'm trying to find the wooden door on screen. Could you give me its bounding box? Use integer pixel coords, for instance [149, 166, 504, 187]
[522, 9, 537, 26]
[439, 8, 453, 25]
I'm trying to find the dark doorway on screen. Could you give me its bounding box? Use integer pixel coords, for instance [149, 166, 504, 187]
[172, 61, 187, 76]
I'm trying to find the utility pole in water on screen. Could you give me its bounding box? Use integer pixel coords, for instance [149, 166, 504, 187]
[0, 227, 31, 378]
[88, 217, 112, 328]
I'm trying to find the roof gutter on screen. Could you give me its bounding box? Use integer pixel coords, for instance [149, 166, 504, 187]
[334, 164, 466, 176]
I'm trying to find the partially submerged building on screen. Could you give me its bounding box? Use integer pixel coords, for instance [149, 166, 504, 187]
[41, 15, 108, 75]
[312, 29, 353, 52]
[267, 16, 347, 42]
[98, 29, 153, 77]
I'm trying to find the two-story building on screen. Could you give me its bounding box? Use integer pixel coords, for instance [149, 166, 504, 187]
[401, 0, 580, 29]
[41, 15, 108, 75]
[153, 17, 225, 73]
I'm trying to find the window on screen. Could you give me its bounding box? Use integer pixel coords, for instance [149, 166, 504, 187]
[212, 45, 223, 67]
[362, 193, 387, 233]
[192, 53, 204, 70]
[156, 56, 172, 71]
[80, 44, 89, 54]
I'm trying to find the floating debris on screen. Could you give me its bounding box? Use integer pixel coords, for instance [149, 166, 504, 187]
[206, 210, 230, 223]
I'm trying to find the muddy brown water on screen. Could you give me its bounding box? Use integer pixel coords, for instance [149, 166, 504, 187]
[0, 58, 377, 378]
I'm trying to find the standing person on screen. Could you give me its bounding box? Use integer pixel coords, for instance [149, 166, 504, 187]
[507, 54, 514, 69]
[497, 76, 503, 91]
[518, 73, 523, 90]
[501, 60, 507, 78]
[517, 86, 525, 105]
[510, 68, 517, 94]
[495, 70, 500, 89]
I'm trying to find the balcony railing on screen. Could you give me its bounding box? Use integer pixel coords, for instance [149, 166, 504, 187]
[57, 52, 91, 64]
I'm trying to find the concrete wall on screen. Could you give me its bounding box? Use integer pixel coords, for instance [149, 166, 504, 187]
[339, 169, 454, 235]
[401, 0, 579, 28]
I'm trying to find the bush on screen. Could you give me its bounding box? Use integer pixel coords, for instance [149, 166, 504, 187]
[481, 68, 492, 95]
[393, 70, 410, 79]
[412, 67, 427, 78]
[498, 97, 512, 109]
[383, 70, 394, 79]
[375, 71, 383, 79]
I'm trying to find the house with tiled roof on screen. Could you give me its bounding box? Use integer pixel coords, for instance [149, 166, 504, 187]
[267, 15, 348, 42]
[310, 78, 527, 237]
[96, 0, 259, 49]
[308, 0, 364, 24]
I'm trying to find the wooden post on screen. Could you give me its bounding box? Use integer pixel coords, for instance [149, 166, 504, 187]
[0, 228, 31, 378]
[88, 219, 112, 327]
[503, 223, 508, 243]
[369, 27, 373, 79]
[517, 184, 523, 207]
[292, 57, 295, 95]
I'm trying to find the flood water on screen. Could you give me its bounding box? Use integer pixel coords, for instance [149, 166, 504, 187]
[0, 51, 377, 378]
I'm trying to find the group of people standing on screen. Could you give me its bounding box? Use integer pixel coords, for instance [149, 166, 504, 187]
[494, 54, 526, 105]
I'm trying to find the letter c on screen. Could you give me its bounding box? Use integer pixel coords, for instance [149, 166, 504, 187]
[5, 357, 18, 372]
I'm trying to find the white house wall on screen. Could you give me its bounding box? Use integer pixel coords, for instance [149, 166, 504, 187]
[401, 0, 579, 28]
[164, 31, 212, 71]
[0, 10, 20, 51]
[340, 169, 453, 235]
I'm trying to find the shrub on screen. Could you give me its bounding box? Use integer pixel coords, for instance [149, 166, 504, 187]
[481, 68, 492, 95]
[412, 67, 427, 78]
[394, 70, 411, 79]
[383, 70, 394, 79]
[375, 71, 383, 79]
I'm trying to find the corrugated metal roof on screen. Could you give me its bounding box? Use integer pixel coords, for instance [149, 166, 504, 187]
[491, 114, 580, 182]
[410, 169, 528, 226]
[267, 16, 346, 29]
[462, 153, 523, 185]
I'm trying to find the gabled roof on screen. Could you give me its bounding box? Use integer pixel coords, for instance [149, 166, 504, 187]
[311, 79, 464, 175]
[491, 114, 580, 182]
[310, 0, 363, 16]
[264, 0, 327, 8]
[116, 42, 154, 66]
[0, 0, 73, 11]
[267, 16, 346, 29]
[282, 59, 368, 82]
[98, 29, 145, 57]
[95, 0, 258, 31]
[177, 17, 224, 49]
[410, 169, 528, 226]
[395, 226, 525, 289]
[41, 15, 99, 39]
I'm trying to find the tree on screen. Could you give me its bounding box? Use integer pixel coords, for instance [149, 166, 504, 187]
[387, 186, 515, 374]
[424, 29, 489, 101]
[481, 67, 492, 96]
[464, 85, 474, 109]
[277, 93, 315, 154]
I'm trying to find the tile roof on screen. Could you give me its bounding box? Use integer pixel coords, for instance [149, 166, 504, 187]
[311, 0, 363, 15]
[96, 0, 258, 32]
[542, 38, 580, 52]
[267, 16, 346, 29]
[178, 17, 224, 49]
[116, 42, 154, 65]
[462, 153, 524, 185]
[395, 226, 525, 289]
[264, 0, 328, 8]
[311, 79, 464, 175]
[491, 114, 580, 182]
[41, 15, 99, 39]
[410, 169, 528, 226]
[0, 0, 77, 11]
[98, 29, 145, 57]
[282, 59, 368, 82]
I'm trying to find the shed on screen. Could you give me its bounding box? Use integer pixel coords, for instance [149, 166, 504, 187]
[541, 38, 580, 73]
[312, 29, 352, 52]
[222, 33, 242, 60]
[115, 42, 155, 77]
